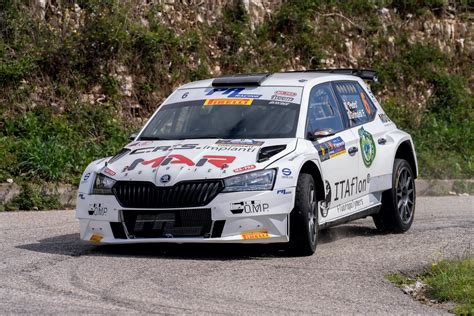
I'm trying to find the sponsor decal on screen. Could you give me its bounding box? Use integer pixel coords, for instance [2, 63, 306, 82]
[182, 92, 189, 99]
[233, 164, 256, 173]
[88, 203, 108, 216]
[271, 95, 294, 102]
[241, 230, 269, 240]
[206, 87, 262, 99]
[129, 143, 200, 155]
[319, 180, 331, 217]
[366, 89, 379, 105]
[203, 145, 257, 152]
[204, 98, 253, 106]
[275, 90, 297, 97]
[230, 201, 269, 214]
[160, 174, 171, 183]
[215, 139, 264, 147]
[82, 172, 91, 182]
[127, 155, 236, 171]
[337, 197, 364, 214]
[282, 168, 292, 177]
[359, 127, 376, 167]
[277, 189, 292, 195]
[343, 100, 365, 120]
[360, 92, 371, 115]
[379, 113, 392, 124]
[268, 101, 290, 106]
[90, 233, 103, 242]
[334, 174, 370, 201]
[317, 137, 346, 162]
[103, 167, 116, 176]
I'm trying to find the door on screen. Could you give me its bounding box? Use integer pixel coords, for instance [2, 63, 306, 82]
[332, 81, 384, 211]
[306, 83, 361, 224]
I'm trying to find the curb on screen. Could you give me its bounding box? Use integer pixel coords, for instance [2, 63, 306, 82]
[1, 179, 472, 209]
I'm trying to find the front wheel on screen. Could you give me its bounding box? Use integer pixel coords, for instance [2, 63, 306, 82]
[287, 173, 318, 256]
[373, 158, 416, 233]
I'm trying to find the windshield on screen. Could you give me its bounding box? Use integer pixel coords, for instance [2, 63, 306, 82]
[139, 86, 303, 140]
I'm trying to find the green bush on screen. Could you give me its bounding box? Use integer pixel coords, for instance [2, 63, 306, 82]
[1, 104, 130, 184]
[6, 184, 60, 211]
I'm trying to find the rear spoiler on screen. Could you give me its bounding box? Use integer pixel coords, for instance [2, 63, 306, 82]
[302, 69, 378, 82]
[211, 69, 378, 87]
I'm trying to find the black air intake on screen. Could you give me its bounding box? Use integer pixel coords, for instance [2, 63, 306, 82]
[113, 180, 224, 208]
[122, 209, 212, 238]
[257, 145, 287, 162]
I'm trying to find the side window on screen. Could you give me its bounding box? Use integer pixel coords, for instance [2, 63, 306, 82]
[307, 83, 345, 134]
[333, 82, 376, 126]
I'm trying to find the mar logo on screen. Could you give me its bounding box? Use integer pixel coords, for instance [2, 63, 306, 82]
[358, 127, 376, 167]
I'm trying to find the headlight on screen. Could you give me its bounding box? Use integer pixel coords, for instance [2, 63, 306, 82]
[222, 169, 276, 192]
[92, 173, 116, 195]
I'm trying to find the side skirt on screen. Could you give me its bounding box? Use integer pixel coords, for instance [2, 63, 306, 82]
[319, 205, 381, 230]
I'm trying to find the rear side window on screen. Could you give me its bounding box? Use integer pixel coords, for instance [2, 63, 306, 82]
[307, 83, 345, 134]
[333, 82, 376, 126]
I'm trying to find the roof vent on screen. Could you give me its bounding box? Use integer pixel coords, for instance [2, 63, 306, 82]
[212, 73, 271, 87]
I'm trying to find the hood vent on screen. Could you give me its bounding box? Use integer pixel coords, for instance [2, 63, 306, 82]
[257, 145, 286, 163]
[108, 148, 131, 164]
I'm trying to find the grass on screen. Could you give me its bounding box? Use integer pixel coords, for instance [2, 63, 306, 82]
[421, 258, 474, 315]
[387, 257, 474, 315]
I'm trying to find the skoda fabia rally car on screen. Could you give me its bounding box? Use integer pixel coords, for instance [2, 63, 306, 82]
[76, 69, 417, 256]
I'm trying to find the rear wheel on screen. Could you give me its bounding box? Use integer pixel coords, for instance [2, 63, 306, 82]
[373, 159, 416, 233]
[287, 173, 318, 256]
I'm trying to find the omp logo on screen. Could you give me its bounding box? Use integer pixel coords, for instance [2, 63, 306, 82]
[88, 203, 108, 216]
[230, 201, 269, 214]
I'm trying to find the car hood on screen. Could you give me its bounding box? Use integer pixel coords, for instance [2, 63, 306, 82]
[100, 138, 297, 186]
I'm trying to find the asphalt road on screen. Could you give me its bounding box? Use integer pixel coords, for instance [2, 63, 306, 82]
[0, 196, 472, 314]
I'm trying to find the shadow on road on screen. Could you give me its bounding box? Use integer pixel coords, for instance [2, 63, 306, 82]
[17, 223, 380, 260]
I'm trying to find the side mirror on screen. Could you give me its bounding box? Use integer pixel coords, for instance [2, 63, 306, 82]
[128, 133, 138, 141]
[307, 129, 335, 141]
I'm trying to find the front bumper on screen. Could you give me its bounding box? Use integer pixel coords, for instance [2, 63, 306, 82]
[76, 188, 295, 244]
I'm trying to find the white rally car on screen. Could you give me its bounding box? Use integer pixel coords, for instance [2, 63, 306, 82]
[76, 70, 417, 256]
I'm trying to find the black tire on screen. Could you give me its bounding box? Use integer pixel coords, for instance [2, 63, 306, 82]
[373, 158, 416, 233]
[287, 173, 318, 256]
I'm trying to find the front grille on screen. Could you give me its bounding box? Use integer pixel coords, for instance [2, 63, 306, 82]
[113, 180, 224, 208]
[122, 209, 212, 238]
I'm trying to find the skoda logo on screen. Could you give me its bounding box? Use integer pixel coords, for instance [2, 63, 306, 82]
[160, 174, 171, 183]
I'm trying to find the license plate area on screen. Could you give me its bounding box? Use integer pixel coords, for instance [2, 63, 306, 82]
[121, 209, 212, 238]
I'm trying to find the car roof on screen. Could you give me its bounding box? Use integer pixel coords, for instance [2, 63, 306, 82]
[178, 72, 364, 89]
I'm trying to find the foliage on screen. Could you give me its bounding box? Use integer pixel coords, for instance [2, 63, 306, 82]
[387, 257, 474, 315]
[1, 103, 130, 183]
[4, 184, 60, 211]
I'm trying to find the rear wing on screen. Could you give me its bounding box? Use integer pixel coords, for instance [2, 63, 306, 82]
[211, 69, 378, 87]
[303, 69, 378, 82]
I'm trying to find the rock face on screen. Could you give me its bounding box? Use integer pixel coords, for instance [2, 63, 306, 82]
[28, 0, 473, 117]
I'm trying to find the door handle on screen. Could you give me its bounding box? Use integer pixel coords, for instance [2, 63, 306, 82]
[348, 146, 358, 156]
[378, 138, 387, 145]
